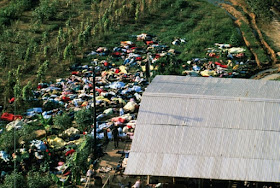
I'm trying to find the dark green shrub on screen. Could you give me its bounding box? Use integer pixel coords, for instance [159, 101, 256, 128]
[0, 172, 27, 188]
[32, 0, 58, 22]
[230, 31, 242, 46]
[53, 112, 72, 130]
[0, 130, 20, 152]
[27, 172, 53, 188]
[175, 0, 189, 9]
[74, 109, 92, 132]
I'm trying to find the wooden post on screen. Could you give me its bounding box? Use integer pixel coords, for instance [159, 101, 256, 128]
[147, 175, 150, 185]
[173, 177, 175, 184]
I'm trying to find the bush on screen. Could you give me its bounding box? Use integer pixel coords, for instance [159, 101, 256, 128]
[175, 0, 189, 9]
[230, 31, 242, 46]
[1, 172, 27, 188]
[32, 0, 58, 22]
[27, 172, 53, 188]
[74, 109, 92, 132]
[53, 112, 72, 130]
[0, 130, 21, 152]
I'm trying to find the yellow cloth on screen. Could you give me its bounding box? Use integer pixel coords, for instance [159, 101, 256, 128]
[96, 96, 110, 103]
[233, 65, 239, 70]
[141, 65, 156, 71]
[47, 135, 67, 149]
[200, 70, 217, 77]
[119, 66, 128, 74]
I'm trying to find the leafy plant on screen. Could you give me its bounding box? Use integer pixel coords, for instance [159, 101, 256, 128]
[74, 109, 92, 132]
[32, 0, 58, 23]
[27, 172, 53, 188]
[53, 112, 72, 130]
[0, 171, 27, 188]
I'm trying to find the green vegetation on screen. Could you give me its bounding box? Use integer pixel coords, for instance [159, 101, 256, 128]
[0, 0, 273, 186]
[245, 0, 276, 20]
[239, 20, 270, 63]
[53, 112, 72, 130]
[0, 0, 241, 109]
[75, 108, 92, 132]
[0, 172, 26, 188]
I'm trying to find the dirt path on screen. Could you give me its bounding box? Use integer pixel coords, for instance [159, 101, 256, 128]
[228, 0, 278, 65]
[221, 4, 261, 66]
[221, 0, 279, 66]
[78, 140, 135, 187]
[261, 18, 280, 51]
[261, 73, 280, 80]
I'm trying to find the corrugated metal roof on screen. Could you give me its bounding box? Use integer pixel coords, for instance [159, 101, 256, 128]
[125, 75, 280, 182]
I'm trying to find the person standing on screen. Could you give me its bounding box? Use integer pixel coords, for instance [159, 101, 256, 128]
[112, 126, 119, 148]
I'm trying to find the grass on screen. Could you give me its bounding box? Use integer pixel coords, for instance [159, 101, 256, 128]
[0, 0, 244, 106]
[239, 20, 270, 63]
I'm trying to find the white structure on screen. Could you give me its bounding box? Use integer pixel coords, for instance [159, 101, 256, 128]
[125, 75, 280, 182]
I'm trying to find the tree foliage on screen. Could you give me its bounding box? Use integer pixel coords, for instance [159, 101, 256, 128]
[53, 112, 72, 130]
[22, 81, 33, 101]
[32, 0, 58, 23]
[36, 60, 49, 82]
[27, 172, 53, 188]
[0, 172, 27, 188]
[74, 108, 92, 132]
[246, 0, 274, 19]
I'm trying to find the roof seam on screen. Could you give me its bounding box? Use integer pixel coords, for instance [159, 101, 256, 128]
[136, 123, 280, 133]
[143, 92, 280, 103]
[128, 151, 280, 161]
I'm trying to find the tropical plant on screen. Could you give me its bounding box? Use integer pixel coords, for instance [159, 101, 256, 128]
[27, 172, 53, 188]
[74, 109, 92, 132]
[32, 0, 58, 22]
[22, 81, 33, 101]
[0, 171, 27, 188]
[53, 112, 72, 130]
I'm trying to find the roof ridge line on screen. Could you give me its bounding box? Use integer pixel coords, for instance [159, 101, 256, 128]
[144, 92, 280, 103]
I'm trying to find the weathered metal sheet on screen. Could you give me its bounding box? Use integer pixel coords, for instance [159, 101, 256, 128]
[125, 76, 280, 182]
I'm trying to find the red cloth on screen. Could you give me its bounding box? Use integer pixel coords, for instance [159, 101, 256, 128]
[115, 69, 120, 74]
[62, 96, 70, 102]
[113, 52, 121, 56]
[111, 117, 126, 123]
[215, 62, 228, 68]
[13, 115, 23, 120]
[104, 62, 109, 67]
[9, 97, 15, 104]
[155, 54, 160, 59]
[0, 113, 22, 121]
[1, 113, 14, 121]
[37, 85, 42, 89]
[135, 57, 142, 61]
[72, 71, 78, 75]
[65, 149, 75, 156]
[220, 64, 228, 68]
[63, 171, 71, 176]
[118, 117, 126, 123]
[95, 88, 104, 94]
[145, 41, 154, 45]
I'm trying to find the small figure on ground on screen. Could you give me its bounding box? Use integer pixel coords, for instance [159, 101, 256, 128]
[112, 126, 119, 148]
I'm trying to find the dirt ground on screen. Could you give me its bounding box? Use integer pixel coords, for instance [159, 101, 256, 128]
[261, 18, 280, 52]
[78, 140, 142, 188]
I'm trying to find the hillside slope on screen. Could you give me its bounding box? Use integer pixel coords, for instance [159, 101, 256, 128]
[0, 0, 242, 106]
